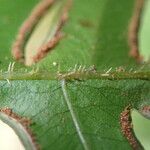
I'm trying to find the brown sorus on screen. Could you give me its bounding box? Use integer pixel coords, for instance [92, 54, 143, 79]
[12, 0, 71, 65]
[128, 0, 144, 62]
[120, 106, 143, 150]
[0, 107, 39, 150]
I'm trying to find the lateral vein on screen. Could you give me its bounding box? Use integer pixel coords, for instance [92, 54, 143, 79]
[61, 79, 89, 150]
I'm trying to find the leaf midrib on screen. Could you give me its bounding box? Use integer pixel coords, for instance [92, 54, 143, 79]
[0, 71, 149, 81]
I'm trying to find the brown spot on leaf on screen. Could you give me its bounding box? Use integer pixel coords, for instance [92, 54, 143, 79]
[79, 20, 94, 28]
[120, 106, 143, 150]
[0, 107, 31, 126]
[128, 0, 144, 62]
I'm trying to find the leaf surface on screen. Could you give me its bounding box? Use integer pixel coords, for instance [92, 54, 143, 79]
[0, 0, 149, 150]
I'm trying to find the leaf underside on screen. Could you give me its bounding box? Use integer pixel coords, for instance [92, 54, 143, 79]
[0, 79, 149, 150]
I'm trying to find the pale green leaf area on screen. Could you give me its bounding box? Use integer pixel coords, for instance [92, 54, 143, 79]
[139, 0, 150, 62]
[25, 0, 68, 66]
[0, 0, 149, 150]
[132, 110, 150, 150]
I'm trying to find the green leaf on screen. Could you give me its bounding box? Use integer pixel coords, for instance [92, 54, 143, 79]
[0, 0, 149, 150]
[0, 79, 149, 150]
[36, 0, 138, 71]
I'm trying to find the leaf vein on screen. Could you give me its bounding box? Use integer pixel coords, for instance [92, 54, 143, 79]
[61, 79, 89, 150]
